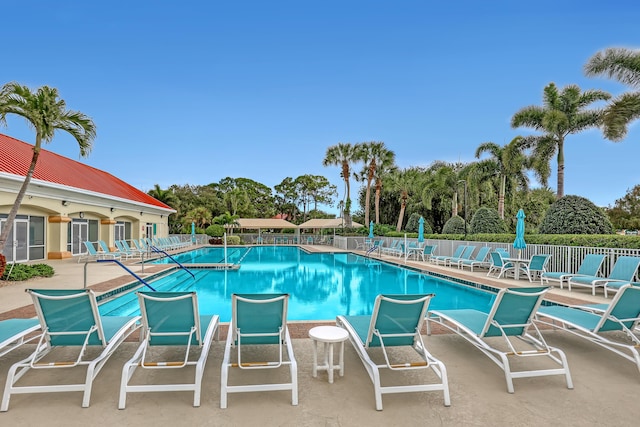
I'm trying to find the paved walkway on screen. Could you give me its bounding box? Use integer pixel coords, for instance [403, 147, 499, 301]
[0, 246, 638, 425]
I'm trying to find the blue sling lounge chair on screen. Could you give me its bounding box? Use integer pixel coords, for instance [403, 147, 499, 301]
[541, 253, 606, 289]
[1, 289, 140, 411]
[336, 294, 450, 410]
[119, 292, 219, 409]
[568, 255, 640, 297]
[220, 293, 297, 408]
[0, 318, 41, 358]
[428, 287, 573, 393]
[536, 283, 640, 375]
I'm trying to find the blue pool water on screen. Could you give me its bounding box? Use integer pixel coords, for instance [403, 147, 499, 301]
[100, 246, 496, 321]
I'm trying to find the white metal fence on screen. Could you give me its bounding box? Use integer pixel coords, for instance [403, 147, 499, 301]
[335, 236, 640, 277]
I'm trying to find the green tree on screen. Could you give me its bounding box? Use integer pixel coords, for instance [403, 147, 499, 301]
[274, 177, 301, 221]
[511, 82, 611, 198]
[323, 143, 358, 226]
[388, 168, 421, 232]
[0, 82, 96, 255]
[606, 185, 640, 230]
[474, 136, 529, 219]
[584, 47, 640, 141]
[185, 206, 212, 230]
[148, 184, 177, 207]
[355, 141, 395, 226]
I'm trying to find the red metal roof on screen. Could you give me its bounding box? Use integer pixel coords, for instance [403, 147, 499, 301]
[0, 133, 171, 210]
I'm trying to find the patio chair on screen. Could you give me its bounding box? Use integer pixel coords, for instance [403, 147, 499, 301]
[541, 254, 606, 289]
[97, 240, 125, 259]
[1, 289, 140, 411]
[536, 283, 640, 374]
[220, 293, 297, 408]
[114, 240, 139, 260]
[417, 244, 437, 262]
[78, 241, 116, 263]
[520, 254, 551, 283]
[458, 246, 491, 271]
[427, 287, 573, 393]
[119, 291, 219, 408]
[568, 256, 640, 297]
[446, 245, 476, 267]
[431, 245, 467, 266]
[0, 318, 41, 359]
[486, 251, 516, 278]
[336, 294, 450, 411]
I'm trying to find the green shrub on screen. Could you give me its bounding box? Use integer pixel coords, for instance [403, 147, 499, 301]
[226, 235, 241, 245]
[442, 215, 466, 234]
[1, 263, 55, 281]
[29, 264, 55, 277]
[470, 207, 506, 234]
[205, 224, 225, 237]
[539, 195, 613, 235]
[405, 213, 421, 233]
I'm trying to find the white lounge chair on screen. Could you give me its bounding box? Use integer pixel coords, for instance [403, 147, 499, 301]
[336, 294, 450, 410]
[428, 287, 573, 393]
[1, 289, 140, 411]
[536, 283, 640, 374]
[220, 293, 297, 408]
[0, 318, 41, 358]
[119, 291, 219, 408]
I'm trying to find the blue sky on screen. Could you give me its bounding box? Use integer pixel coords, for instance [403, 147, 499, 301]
[1, 1, 639, 214]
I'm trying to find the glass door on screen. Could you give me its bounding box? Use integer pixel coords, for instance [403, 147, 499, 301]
[71, 220, 88, 256]
[1, 218, 29, 262]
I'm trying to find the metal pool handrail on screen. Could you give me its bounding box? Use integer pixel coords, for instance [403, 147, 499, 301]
[95, 259, 157, 291]
[150, 246, 195, 279]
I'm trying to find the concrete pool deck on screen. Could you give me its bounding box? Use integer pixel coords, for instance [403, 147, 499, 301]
[0, 245, 638, 425]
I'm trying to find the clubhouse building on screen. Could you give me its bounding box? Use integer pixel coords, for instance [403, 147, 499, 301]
[0, 133, 174, 262]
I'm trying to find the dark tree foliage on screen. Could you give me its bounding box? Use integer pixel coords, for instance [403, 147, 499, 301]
[442, 215, 466, 234]
[538, 195, 614, 234]
[606, 185, 640, 230]
[470, 207, 506, 234]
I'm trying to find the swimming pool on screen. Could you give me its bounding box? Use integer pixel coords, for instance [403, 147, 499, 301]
[99, 246, 496, 321]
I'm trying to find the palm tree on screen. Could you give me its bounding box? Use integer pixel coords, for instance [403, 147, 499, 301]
[584, 47, 640, 141]
[148, 184, 177, 207]
[373, 154, 397, 225]
[323, 143, 358, 226]
[356, 141, 395, 225]
[387, 168, 421, 232]
[474, 137, 529, 219]
[511, 82, 610, 198]
[0, 83, 96, 260]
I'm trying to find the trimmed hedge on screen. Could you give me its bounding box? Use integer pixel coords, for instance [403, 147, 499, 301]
[442, 215, 466, 234]
[470, 207, 506, 234]
[419, 233, 640, 249]
[539, 195, 613, 235]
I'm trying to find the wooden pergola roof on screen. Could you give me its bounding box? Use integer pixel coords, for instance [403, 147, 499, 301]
[225, 218, 299, 229]
[298, 218, 363, 229]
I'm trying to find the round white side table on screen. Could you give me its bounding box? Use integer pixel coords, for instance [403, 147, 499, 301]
[308, 325, 349, 383]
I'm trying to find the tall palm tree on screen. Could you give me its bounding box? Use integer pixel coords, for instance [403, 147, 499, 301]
[323, 143, 358, 226]
[584, 47, 640, 141]
[474, 137, 529, 219]
[511, 82, 610, 198]
[373, 153, 397, 225]
[0, 82, 96, 258]
[356, 141, 395, 225]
